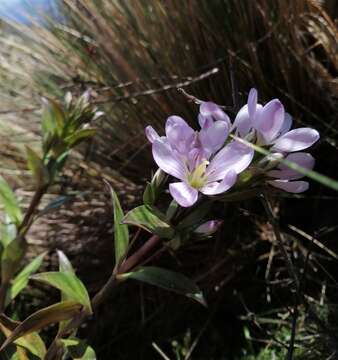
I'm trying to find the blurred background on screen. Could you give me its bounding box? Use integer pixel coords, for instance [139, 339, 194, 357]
[0, 1, 337, 359]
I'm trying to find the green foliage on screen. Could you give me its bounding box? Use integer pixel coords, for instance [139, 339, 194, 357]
[119, 266, 206, 306]
[5, 252, 46, 308]
[1, 236, 27, 285]
[57, 250, 75, 274]
[41, 95, 99, 173]
[0, 215, 17, 249]
[56, 250, 76, 334]
[41, 97, 65, 140]
[25, 146, 47, 187]
[0, 301, 82, 353]
[30, 272, 92, 314]
[123, 205, 175, 239]
[143, 169, 167, 205]
[0, 177, 22, 226]
[107, 185, 129, 265]
[0, 314, 46, 359]
[61, 338, 96, 360]
[64, 128, 96, 148]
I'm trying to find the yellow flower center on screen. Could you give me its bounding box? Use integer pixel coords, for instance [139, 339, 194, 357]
[187, 160, 208, 189]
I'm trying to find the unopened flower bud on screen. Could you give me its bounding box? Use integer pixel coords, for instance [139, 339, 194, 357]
[194, 220, 223, 236]
[152, 168, 166, 189]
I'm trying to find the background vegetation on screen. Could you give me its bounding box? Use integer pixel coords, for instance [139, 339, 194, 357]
[0, 0, 337, 359]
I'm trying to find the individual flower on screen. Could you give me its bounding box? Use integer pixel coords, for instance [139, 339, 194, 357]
[145, 107, 254, 207]
[233, 88, 320, 193]
[233, 88, 319, 151]
[267, 152, 315, 193]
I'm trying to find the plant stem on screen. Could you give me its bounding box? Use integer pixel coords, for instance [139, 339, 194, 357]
[91, 234, 161, 310]
[18, 185, 47, 236]
[119, 234, 160, 274]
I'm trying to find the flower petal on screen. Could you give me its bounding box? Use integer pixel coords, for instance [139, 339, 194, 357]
[145, 126, 160, 143]
[232, 105, 251, 137]
[198, 114, 213, 129]
[199, 120, 229, 154]
[201, 169, 237, 195]
[279, 112, 293, 136]
[253, 99, 285, 143]
[272, 128, 320, 152]
[165, 116, 194, 154]
[268, 180, 309, 193]
[199, 102, 231, 127]
[152, 140, 186, 180]
[206, 141, 254, 182]
[247, 88, 257, 118]
[270, 152, 315, 180]
[169, 182, 198, 207]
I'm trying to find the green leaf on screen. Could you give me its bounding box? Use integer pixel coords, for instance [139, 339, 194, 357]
[120, 266, 206, 306]
[1, 237, 27, 285]
[65, 128, 96, 148]
[25, 147, 46, 186]
[57, 250, 75, 274]
[5, 252, 47, 308]
[143, 169, 167, 205]
[107, 185, 129, 264]
[166, 200, 179, 221]
[142, 182, 155, 205]
[36, 194, 79, 218]
[0, 314, 46, 359]
[0, 177, 22, 225]
[41, 98, 65, 138]
[61, 338, 96, 360]
[0, 301, 83, 353]
[30, 272, 91, 313]
[123, 205, 174, 239]
[46, 152, 69, 183]
[56, 251, 75, 333]
[0, 215, 17, 248]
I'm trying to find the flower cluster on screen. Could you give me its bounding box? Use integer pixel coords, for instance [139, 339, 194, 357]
[146, 89, 319, 207]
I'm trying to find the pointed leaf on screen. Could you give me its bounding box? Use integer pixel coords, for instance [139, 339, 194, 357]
[5, 252, 47, 307]
[0, 215, 17, 248]
[56, 251, 76, 334]
[65, 128, 96, 148]
[25, 147, 46, 186]
[142, 182, 155, 205]
[123, 205, 174, 239]
[119, 266, 206, 306]
[0, 314, 46, 359]
[41, 98, 65, 138]
[1, 237, 27, 285]
[30, 272, 91, 313]
[57, 250, 75, 274]
[37, 193, 82, 219]
[0, 301, 82, 353]
[0, 177, 22, 225]
[61, 338, 96, 360]
[107, 185, 129, 264]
